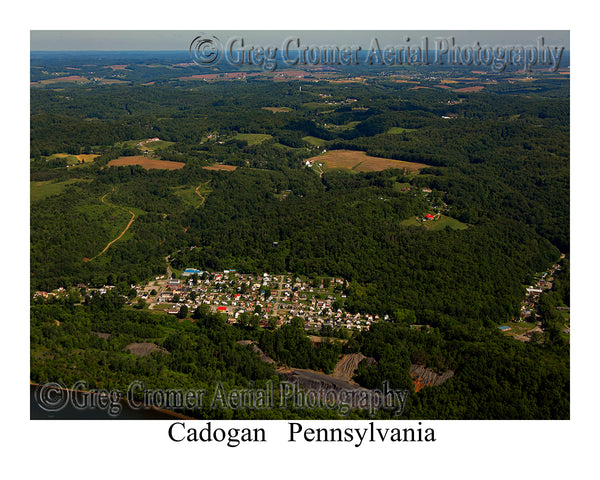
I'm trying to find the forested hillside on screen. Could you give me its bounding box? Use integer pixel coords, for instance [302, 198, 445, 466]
[30, 57, 569, 419]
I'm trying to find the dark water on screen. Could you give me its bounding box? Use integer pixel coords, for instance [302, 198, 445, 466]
[30, 384, 182, 420]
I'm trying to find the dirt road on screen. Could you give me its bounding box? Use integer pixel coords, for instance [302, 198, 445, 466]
[84, 188, 136, 261]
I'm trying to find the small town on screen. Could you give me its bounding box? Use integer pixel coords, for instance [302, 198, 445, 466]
[32, 257, 567, 337]
[499, 255, 569, 342]
[142, 269, 383, 330]
[33, 269, 384, 332]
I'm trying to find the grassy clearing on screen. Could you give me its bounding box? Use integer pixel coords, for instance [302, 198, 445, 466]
[392, 182, 416, 192]
[30, 179, 92, 202]
[302, 136, 327, 147]
[47, 153, 79, 166]
[77, 203, 132, 251]
[36, 75, 90, 85]
[115, 139, 175, 152]
[401, 214, 469, 231]
[171, 184, 211, 208]
[505, 321, 538, 337]
[262, 106, 292, 113]
[387, 127, 417, 134]
[310, 150, 429, 173]
[325, 121, 360, 131]
[233, 133, 273, 145]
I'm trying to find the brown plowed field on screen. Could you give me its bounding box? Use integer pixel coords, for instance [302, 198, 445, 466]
[107, 156, 185, 170]
[202, 164, 237, 171]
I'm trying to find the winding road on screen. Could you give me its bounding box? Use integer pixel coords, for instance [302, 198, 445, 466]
[195, 181, 210, 206]
[84, 188, 136, 262]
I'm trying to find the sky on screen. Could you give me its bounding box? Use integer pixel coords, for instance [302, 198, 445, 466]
[30, 30, 570, 51]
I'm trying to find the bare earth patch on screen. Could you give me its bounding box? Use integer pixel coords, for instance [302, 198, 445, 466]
[333, 353, 375, 382]
[125, 342, 169, 357]
[409, 364, 454, 392]
[202, 164, 238, 171]
[108, 156, 185, 170]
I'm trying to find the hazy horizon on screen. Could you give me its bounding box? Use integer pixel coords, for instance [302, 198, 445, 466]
[31, 30, 570, 52]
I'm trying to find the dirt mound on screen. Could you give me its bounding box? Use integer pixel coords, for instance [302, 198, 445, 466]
[92, 331, 111, 340]
[332, 353, 375, 381]
[236, 340, 276, 364]
[277, 367, 368, 394]
[409, 364, 454, 392]
[125, 342, 169, 357]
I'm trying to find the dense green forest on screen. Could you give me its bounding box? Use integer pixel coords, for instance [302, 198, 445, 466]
[30, 54, 569, 419]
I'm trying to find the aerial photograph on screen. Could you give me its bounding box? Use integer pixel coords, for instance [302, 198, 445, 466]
[29, 30, 570, 422]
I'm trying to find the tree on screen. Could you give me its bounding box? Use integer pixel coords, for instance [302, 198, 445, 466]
[134, 298, 146, 309]
[177, 305, 189, 319]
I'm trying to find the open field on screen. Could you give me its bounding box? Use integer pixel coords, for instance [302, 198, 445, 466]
[502, 321, 538, 339]
[104, 65, 129, 71]
[75, 154, 99, 163]
[30, 179, 92, 202]
[83, 188, 141, 261]
[97, 79, 130, 85]
[233, 133, 273, 145]
[401, 214, 469, 231]
[107, 156, 185, 170]
[302, 136, 328, 147]
[387, 127, 417, 134]
[202, 164, 237, 172]
[35, 75, 90, 85]
[261, 106, 292, 113]
[48, 153, 99, 165]
[453, 86, 485, 93]
[171, 183, 211, 208]
[309, 149, 429, 173]
[116, 139, 175, 152]
[325, 121, 360, 131]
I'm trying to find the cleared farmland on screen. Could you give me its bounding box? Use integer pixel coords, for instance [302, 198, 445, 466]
[233, 133, 273, 145]
[308, 149, 429, 173]
[30, 179, 92, 202]
[107, 156, 185, 170]
[261, 106, 292, 113]
[202, 164, 237, 171]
